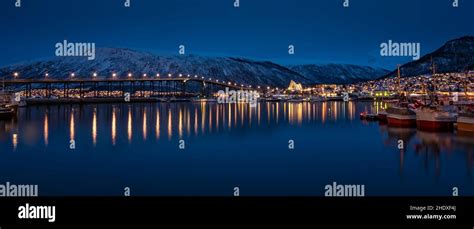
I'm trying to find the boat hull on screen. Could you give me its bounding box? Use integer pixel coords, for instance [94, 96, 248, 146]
[415, 110, 456, 132]
[0, 110, 15, 120]
[416, 120, 454, 131]
[387, 114, 416, 127]
[457, 116, 474, 132]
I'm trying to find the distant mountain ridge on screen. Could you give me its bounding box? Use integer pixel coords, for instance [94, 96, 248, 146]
[1, 36, 471, 87]
[0, 48, 387, 87]
[383, 36, 474, 78]
[288, 64, 389, 84]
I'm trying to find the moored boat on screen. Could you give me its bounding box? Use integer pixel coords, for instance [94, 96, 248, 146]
[415, 106, 457, 132]
[457, 112, 474, 132]
[386, 103, 417, 127]
[378, 109, 388, 121]
[0, 107, 16, 120]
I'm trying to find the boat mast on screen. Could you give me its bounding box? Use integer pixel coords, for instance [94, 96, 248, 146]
[397, 64, 401, 95]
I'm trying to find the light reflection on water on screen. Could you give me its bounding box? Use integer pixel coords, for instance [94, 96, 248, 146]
[0, 101, 473, 196]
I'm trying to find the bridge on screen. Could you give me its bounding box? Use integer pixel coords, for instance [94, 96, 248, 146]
[1, 76, 264, 98]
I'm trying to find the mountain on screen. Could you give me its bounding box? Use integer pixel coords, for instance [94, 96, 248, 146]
[0, 48, 387, 87]
[0, 48, 311, 87]
[383, 36, 474, 78]
[289, 64, 389, 84]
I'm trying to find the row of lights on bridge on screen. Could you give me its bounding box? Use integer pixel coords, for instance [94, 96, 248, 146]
[11, 72, 271, 90]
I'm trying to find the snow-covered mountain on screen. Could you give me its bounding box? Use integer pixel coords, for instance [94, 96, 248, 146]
[0, 48, 387, 87]
[289, 64, 389, 84]
[383, 36, 474, 78]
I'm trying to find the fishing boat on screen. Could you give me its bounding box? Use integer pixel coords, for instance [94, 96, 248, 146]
[414, 60, 457, 132]
[415, 105, 457, 131]
[386, 103, 417, 127]
[386, 65, 417, 127]
[457, 112, 474, 132]
[378, 109, 388, 121]
[0, 106, 16, 120]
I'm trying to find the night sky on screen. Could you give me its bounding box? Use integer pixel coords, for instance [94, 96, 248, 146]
[1, 0, 472, 69]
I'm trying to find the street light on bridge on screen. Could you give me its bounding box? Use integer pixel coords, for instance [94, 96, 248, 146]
[13, 72, 19, 78]
[70, 73, 75, 78]
[156, 73, 160, 77]
[143, 73, 147, 78]
[168, 74, 172, 77]
[112, 73, 117, 78]
[93, 72, 97, 78]
[128, 73, 133, 78]
[45, 73, 49, 78]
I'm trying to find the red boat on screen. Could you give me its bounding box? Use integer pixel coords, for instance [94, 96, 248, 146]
[386, 103, 417, 127]
[415, 106, 457, 132]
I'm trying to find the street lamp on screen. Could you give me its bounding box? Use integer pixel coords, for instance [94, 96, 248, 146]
[128, 73, 133, 78]
[112, 73, 117, 78]
[93, 73, 97, 78]
[143, 73, 147, 78]
[168, 74, 172, 77]
[70, 73, 75, 78]
[156, 73, 160, 77]
[13, 72, 19, 78]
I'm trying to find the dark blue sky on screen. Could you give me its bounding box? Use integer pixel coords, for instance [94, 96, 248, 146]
[1, 0, 472, 69]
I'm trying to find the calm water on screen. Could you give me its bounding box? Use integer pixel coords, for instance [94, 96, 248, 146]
[0, 101, 473, 196]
